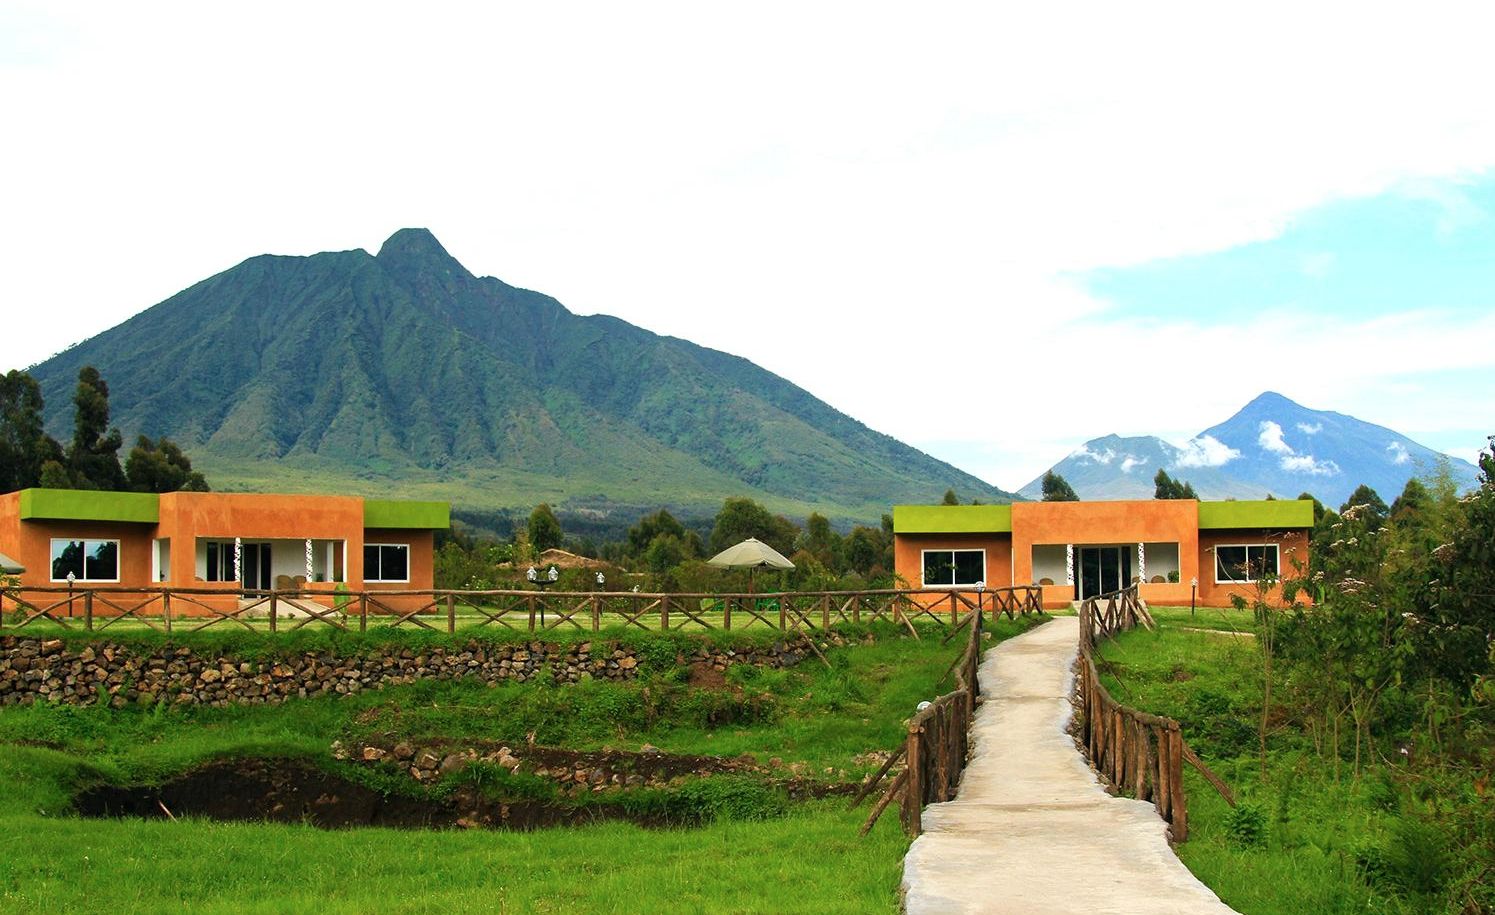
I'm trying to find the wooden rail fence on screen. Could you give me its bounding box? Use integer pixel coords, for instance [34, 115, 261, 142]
[855, 588, 993, 837]
[0, 584, 1042, 636]
[1077, 583, 1234, 842]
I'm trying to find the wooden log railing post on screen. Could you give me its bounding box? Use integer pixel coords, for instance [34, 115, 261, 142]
[722, 595, 732, 631]
[905, 724, 923, 837]
[359, 593, 368, 632]
[268, 592, 278, 633]
[162, 590, 172, 633]
[446, 593, 457, 633]
[592, 595, 602, 633]
[83, 590, 94, 631]
[527, 594, 537, 632]
[660, 594, 671, 631]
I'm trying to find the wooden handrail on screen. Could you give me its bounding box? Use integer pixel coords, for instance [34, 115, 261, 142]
[1076, 583, 1232, 843]
[0, 584, 1042, 635]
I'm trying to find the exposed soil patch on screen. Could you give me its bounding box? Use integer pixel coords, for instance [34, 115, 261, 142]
[74, 749, 856, 832]
[76, 757, 667, 831]
[687, 662, 729, 689]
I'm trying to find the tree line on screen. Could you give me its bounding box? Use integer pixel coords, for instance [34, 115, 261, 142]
[0, 366, 207, 494]
[435, 495, 899, 593]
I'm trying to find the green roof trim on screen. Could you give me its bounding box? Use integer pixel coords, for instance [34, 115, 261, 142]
[17, 489, 160, 524]
[1198, 499, 1314, 530]
[364, 499, 450, 530]
[893, 504, 1012, 534]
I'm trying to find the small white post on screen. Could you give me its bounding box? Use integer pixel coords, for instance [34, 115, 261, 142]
[1137, 542, 1146, 583]
[305, 539, 314, 582]
[233, 537, 242, 584]
[1064, 544, 1074, 586]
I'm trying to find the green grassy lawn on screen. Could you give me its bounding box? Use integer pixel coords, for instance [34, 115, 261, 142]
[0, 615, 1043, 912]
[1096, 613, 1475, 915]
[0, 799, 906, 914]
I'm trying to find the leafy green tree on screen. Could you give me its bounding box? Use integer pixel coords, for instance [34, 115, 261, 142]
[643, 532, 686, 574]
[0, 370, 64, 491]
[1407, 438, 1495, 689]
[527, 503, 563, 553]
[1339, 484, 1388, 526]
[800, 512, 843, 571]
[941, 488, 960, 505]
[1041, 470, 1079, 502]
[1296, 491, 1326, 525]
[627, 509, 686, 558]
[38, 460, 72, 488]
[709, 497, 798, 555]
[125, 435, 209, 493]
[65, 366, 125, 490]
[1153, 469, 1198, 500]
[844, 525, 881, 574]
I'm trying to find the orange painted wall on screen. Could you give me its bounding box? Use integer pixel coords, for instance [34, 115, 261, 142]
[0, 493, 155, 588]
[1010, 500, 1201, 590]
[892, 532, 1012, 606]
[894, 500, 1310, 609]
[1197, 528, 1310, 607]
[1, 491, 440, 616]
[156, 491, 367, 587]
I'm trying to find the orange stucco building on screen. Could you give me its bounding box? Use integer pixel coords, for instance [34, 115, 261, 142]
[893, 499, 1312, 609]
[0, 488, 448, 613]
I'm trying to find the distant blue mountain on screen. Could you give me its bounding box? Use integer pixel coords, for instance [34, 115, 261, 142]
[1020, 392, 1480, 505]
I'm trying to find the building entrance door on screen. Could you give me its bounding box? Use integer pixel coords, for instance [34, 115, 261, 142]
[240, 542, 272, 590]
[1078, 546, 1130, 599]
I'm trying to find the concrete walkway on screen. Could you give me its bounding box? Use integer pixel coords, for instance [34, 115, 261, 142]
[901, 616, 1236, 915]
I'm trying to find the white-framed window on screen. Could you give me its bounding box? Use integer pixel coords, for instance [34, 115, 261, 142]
[922, 549, 985, 588]
[50, 538, 120, 583]
[363, 543, 410, 583]
[1214, 543, 1279, 584]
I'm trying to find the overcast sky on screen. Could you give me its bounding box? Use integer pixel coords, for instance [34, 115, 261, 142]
[3, 2, 1494, 491]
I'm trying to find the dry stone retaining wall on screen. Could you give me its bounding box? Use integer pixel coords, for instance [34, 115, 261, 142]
[0, 636, 817, 708]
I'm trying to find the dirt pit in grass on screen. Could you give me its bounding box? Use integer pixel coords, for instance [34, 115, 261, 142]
[74, 752, 853, 831]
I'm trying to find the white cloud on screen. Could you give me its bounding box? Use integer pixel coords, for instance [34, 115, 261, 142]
[1387, 441, 1411, 465]
[1174, 435, 1241, 468]
[1281, 454, 1342, 476]
[1258, 421, 1295, 455]
[1296, 422, 1322, 435]
[1120, 455, 1148, 474]
[1071, 445, 1116, 465]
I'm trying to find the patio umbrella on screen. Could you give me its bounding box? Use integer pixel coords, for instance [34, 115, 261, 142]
[0, 551, 24, 575]
[707, 538, 794, 593]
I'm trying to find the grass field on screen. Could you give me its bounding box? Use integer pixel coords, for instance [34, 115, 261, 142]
[1097, 609, 1481, 915]
[0, 615, 1044, 913]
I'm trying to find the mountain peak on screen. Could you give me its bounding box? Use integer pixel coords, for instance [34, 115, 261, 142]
[377, 227, 450, 259]
[375, 228, 472, 279]
[1244, 390, 1302, 411]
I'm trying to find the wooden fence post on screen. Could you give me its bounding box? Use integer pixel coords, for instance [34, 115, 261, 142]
[821, 593, 831, 629]
[660, 594, 671, 631]
[592, 595, 601, 633]
[905, 725, 923, 836]
[1169, 723, 1187, 840]
[83, 591, 94, 631]
[269, 592, 277, 633]
[359, 593, 368, 632]
[446, 593, 456, 633]
[527, 594, 537, 632]
[162, 590, 172, 633]
[723, 596, 732, 631]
